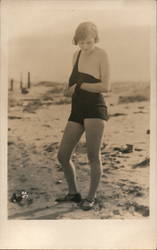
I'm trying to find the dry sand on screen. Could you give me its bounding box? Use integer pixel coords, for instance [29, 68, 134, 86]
[8, 81, 150, 219]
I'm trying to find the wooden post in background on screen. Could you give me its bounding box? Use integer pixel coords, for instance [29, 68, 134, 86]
[20, 73, 23, 90]
[27, 72, 31, 88]
[10, 78, 14, 91]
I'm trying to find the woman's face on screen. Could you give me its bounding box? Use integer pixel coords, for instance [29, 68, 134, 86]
[78, 36, 95, 54]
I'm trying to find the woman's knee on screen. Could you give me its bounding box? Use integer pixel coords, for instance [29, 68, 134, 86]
[57, 150, 70, 164]
[87, 151, 101, 163]
[89, 154, 102, 175]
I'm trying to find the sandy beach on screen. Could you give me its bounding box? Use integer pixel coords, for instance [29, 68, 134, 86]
[8, 81, 150, 219]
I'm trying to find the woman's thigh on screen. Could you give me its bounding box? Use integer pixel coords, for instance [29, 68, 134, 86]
[58, 121, 84, 159]
[84, 118, 106, 158]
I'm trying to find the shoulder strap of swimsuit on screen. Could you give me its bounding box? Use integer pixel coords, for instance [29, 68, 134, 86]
[75, 50, 81, 68]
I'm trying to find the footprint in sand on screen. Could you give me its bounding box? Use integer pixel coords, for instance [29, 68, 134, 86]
[134, 148, 143, 151]
[132, 158, 150, 169]
[138, 106, 144, 109]
[122, 184, 144, 197]
[134, 204, 149, 217]
[103, 168, 110, 174]
[125, 201, 149, 217]
[18, 176, 28, 183]
[78, 161, 88, 166]
[8, 141, 15, 145]
[112, 209, 121, 215]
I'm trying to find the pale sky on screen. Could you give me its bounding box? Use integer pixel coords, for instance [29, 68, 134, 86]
[5, 0, 155, 84]
[7, 0, 154, 39]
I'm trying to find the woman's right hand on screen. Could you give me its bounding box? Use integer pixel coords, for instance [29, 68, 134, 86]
[63, 84, 76, 97]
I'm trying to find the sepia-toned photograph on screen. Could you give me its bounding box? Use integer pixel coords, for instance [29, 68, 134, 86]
[5, 0, 154, 222]
[1, 0, 157, 249]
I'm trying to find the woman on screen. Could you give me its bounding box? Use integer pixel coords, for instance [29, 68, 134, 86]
[56, 21, 110, 210]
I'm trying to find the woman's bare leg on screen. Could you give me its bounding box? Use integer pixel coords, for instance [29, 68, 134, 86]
[84, 118, 106, 200]
[57, 121, 84, 194]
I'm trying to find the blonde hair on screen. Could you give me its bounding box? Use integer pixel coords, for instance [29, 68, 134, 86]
[73, 22, 99, 45]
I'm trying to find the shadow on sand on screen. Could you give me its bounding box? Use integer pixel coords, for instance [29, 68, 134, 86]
[8, 203, 77, 220]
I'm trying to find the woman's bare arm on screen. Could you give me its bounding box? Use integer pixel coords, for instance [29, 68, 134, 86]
[80, 51, 110, 93]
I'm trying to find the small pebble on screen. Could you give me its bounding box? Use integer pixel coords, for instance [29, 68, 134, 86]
[56, 180, 62, 184]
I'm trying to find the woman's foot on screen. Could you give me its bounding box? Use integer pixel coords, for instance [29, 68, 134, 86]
[55, 193, 82, 203]
[80, 198, 96, 211]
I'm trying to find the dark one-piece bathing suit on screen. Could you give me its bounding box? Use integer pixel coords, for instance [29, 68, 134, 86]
[68, 50, 108, 125]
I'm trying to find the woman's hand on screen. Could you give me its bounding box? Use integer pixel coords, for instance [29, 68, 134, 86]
[63, 84, 76, 97]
